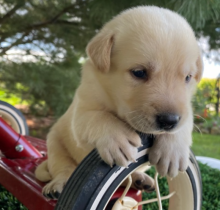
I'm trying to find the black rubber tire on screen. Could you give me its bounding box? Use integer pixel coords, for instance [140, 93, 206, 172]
[0, 100, 29, 135]
[55, 134, 202, 210]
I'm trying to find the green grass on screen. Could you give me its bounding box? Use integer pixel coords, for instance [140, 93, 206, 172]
[192, 132, 220, 159]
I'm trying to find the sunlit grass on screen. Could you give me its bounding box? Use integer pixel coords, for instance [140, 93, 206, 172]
[192, 132, 220, 159]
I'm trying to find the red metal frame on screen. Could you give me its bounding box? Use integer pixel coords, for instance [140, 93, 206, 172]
[0, 118, 42, 158]
[0, 117, 142, 210]
[0, 155, 57, 210]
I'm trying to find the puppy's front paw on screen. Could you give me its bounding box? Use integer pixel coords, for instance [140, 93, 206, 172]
[96, 127, 142, 167]
[148, 134, 189, 177]
[42, 176, 68, 199]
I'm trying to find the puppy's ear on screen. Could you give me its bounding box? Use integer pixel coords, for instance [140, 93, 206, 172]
[86, 31, 114, 72]
[195, 50, 203, 82]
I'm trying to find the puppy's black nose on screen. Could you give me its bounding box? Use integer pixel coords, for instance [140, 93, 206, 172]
[156, 113, 180, 131]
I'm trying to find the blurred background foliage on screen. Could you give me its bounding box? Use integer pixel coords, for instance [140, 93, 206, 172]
[0, 0, 220, 116]
[193, 78, 220, 135]
[193, 78, 217, 116]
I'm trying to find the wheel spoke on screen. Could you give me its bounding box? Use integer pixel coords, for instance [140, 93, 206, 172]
[155, 172, 162, 209]
[136, 191, 175, 207]
[120, 175, 132, 201]
[136, 172, 175, 209]
[116, 170, 175, 210]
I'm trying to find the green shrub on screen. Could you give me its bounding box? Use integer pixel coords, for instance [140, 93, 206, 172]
[1, 52, 81, 117]
[0, 185, 27, 210]
[199, 162, 220, 210]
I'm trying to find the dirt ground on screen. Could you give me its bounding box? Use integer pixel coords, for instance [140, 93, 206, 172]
[25, 114, 55, 139]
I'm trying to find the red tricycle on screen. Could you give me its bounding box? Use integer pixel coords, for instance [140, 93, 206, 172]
[0, 100, 202, 210]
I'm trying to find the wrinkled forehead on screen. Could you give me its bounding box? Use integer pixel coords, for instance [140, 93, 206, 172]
[112, 27, 198, 69]
[109, 11, 199, 71]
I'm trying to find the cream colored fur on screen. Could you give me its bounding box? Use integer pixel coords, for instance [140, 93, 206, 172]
[35, 6, 203, 196]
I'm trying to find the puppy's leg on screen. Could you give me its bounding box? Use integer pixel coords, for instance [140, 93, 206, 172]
[42, 142, 77, 198]
[73, 110, 142, 168]
[35, 160, 52, 182]
[37, 122, 78, 198]
[148, 125, 192, 177]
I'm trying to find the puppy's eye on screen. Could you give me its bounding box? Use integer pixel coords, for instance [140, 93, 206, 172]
[185, 74, 192, 83]
[131, 69, 147, 79]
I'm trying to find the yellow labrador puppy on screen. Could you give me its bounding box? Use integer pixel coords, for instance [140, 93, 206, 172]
[35, 6, 203, 198]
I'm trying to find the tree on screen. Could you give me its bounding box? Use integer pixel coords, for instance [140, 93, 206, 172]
[1, 0, 220, 116]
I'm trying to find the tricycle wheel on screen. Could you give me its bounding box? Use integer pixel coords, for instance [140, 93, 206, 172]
[55, 134, 202, 210]
[0, 100, 29, 135]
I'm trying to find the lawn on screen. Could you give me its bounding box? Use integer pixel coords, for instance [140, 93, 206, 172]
[192, 132, 220, 159]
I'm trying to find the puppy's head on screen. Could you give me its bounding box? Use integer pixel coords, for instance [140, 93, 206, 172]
[86, 6, 203, 134]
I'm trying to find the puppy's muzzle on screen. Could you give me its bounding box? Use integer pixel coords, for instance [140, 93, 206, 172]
[156, 113, 180, 131]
